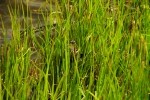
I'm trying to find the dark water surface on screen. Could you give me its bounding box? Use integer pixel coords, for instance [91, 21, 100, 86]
[0, 0, 56, 46]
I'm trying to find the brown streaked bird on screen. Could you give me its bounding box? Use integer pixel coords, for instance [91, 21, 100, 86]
[69, 40, 78, 56]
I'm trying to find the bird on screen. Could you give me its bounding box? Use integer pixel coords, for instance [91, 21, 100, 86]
[69, 40, 78, 56]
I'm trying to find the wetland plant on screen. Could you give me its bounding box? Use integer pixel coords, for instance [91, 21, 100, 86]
[0, 0, 150, 100]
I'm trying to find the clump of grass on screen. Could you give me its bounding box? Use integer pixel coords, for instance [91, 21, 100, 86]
[0, 0, 150, 99]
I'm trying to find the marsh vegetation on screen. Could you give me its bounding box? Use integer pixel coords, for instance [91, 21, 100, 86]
[0, 0, 150, 99]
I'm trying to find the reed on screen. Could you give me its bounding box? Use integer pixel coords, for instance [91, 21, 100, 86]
[0, 0, 150, 99]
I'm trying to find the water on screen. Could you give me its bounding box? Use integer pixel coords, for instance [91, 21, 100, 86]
[0, 0, 56, 46]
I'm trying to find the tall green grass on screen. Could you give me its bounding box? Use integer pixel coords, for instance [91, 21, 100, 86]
[0, 0, 150, 99]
